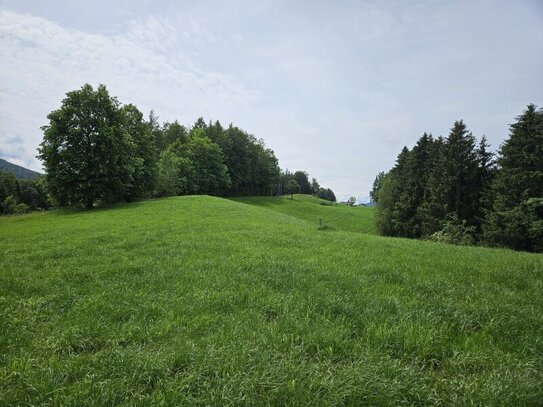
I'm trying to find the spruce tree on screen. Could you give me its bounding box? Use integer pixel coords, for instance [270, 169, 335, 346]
[396, 133, 436, 237]
[374, 146, 410, 236]
[484, 104, 543, 251]
[443, 120, 480, 225]
[473, 135, 495, 231]
[419, 137, 449, 236]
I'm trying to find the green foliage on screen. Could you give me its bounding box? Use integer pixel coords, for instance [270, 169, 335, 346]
[121, 104, 158, 201]
[162, 120, 188, 146]
[0, 170, 17, 203]
[148, 110, 166, 152]
[375, 172, 397, 235]
[17, 179, 49, 211]
[1, 196, 542, 405]
[427, 213, 476, 246]
[372, 105, 542, 252]
[286, 179, 300, 198]
[484, 104, 543, 252]
[484, 197, 543, 252]
[317, 188, 336, 202]
[383, 125, 482, 239]
[293, 171, 311, 194]
[155, 150, 185, 197]
[35, 84, 288, 211]
[182, 135, 231, 195]
[38, 84, 136, 208]
[0, 171, 49, 214]
[279, 170, 334, 201]
[369, 171, 384, 204]
[211, 124, 280, 196]
[2, 195, 29, 214]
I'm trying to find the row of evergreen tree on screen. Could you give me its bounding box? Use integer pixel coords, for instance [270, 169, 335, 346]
[371, 104, 542, 252]
[21, 84, 333, 210]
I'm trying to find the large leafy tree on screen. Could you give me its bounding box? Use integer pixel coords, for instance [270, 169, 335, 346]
[287, 179, 300, 199]
[148, 110, 166, 152]
[182, 132, 231, 195]
[484, 104, 543, 251]
[163, 121, 188, 146]
[293, 171, 311, 194]
[155, 149, 185, 197]
[38, 84, 135, 208]
[310, 177, 320, 195]
[318, 188, 336, 202]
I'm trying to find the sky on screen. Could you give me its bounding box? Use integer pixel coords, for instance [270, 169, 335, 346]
[0, 0, 542, 201]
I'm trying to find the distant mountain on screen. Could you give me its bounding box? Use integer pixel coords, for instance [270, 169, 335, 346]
[0, 158, 41, 180]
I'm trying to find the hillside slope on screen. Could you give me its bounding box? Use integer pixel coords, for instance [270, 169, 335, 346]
[233, 194, 377, 234]
[1, 196, 542, 405]
[0, 158, 41, 179]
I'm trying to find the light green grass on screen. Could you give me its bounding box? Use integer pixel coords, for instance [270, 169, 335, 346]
[233, 194, 377, 234]
[1, 195, 542, 405]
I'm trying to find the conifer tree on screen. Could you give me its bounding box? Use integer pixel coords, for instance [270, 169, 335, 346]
[484, 104, 543, 251]
[375, 146, 410, 236]
[443, 120, 480, 225]
[419, 137, 449, 236]
[370, 172, 384, 204]
[395, 133, 436, 237]
[473, 135, 495, 230]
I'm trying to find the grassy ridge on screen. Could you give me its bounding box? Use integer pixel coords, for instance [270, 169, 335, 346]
[1, 196, 542, 405]
[233, 194, 377, 234]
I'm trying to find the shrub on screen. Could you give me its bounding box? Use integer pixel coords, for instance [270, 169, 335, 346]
[427, 213, 476, 246]
[2, 196, 29, 215]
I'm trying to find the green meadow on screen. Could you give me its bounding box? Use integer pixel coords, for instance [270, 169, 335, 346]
[1, 195, 542, 405]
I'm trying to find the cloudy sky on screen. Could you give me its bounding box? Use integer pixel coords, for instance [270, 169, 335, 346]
[1, 0, 542, 201]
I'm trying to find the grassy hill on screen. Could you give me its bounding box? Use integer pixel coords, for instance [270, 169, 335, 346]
[0, 158, 41, 179]
[1, 196, 542, 405]
[233, 194, 377, 234]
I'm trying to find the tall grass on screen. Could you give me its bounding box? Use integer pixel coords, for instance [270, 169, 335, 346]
[1, 196, 542, 405]
[233, 194, 377, 234]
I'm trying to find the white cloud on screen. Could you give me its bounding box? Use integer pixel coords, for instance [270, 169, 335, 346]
[1, 1, 542, 201]
[0, 10, 256, 171]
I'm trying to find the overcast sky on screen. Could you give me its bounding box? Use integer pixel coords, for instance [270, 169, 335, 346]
[1, 0, 542, 201]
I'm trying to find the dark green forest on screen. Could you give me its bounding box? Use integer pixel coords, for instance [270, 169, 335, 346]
[0, 84, 335, 214]
[371, 104, 543, 252]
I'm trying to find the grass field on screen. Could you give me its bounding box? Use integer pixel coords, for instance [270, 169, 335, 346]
[1, 195, 542, 405]
[232, 195, 377, 234]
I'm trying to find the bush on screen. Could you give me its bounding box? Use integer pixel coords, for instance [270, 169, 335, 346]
[427, 214, 476, 246]
[2, 196, 29, 215]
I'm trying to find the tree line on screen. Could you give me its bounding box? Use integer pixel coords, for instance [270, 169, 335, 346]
[371, 104, 543, 252]
[1, 83, 335, 213]
[278, 170, 336, 202]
